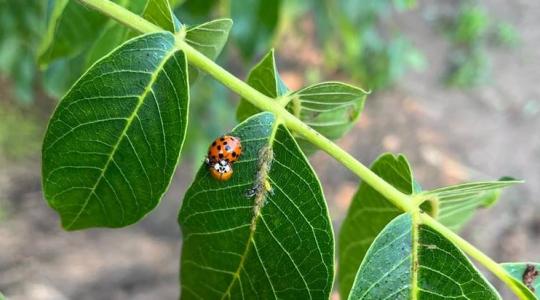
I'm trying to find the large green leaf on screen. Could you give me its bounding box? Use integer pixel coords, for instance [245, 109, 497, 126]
[422, 179, 522, 231]
[349, 213, 500, 299]
[236, 49, 288, 122]
[178, 112, 334, 299]
[501, 263, 539, 299]
[42, 32, 189, 230]
[231, 0, 282, 59]
[289, 82, 368, 153]
[38, 0, 110, 66]
[338, 153, 413, 298]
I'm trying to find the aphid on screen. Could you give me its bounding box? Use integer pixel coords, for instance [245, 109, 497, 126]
[206, 135, 242, 181]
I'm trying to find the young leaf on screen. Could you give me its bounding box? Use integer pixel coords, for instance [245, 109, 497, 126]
[141, 0, 176, 32]
[178, 112, 334, 299]
[85, 22, 132, 68]
[43, 52, 88, 99]
[289, 82, 368, 154]
[338, 153, 414, 298]
[41, 0, 148, 95]
[184, 18, 233, 82]
[501, 263, 540, 299]
[231, 0, 282, 59]
[87, 0, 181, 68]
[236, 51, 367, 154]
[42, 32, 189, 230]
[185, 19, 233, 61]
[236, 49, 288, 122]
[423, 178, 522, 231]
[38, 0, 110, 66]
[349, 213, 500, 299]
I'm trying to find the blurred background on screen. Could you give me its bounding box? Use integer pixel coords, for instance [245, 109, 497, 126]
[0, 0, 539, 299]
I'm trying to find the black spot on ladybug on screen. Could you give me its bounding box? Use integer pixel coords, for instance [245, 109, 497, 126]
[212, 155, 216, 160]
[220, 137, 225, 141]
[232, 152, 237, 157]
[217, 145, 221, 150]
[219, 153, 224, 158]
[212, 141, 216, 146]
[223, 141, 228, 145]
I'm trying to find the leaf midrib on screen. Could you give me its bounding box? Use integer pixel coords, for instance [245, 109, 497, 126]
[220, 120, 297, 300]
[64, 46, 178, 229]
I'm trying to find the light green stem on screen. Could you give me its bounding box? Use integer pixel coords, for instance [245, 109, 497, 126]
[76, 1, 525, 298]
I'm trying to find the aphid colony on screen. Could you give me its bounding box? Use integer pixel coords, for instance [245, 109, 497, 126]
[205, 135, 242, 181]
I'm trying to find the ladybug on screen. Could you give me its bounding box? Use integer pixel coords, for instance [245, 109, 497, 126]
[207, 135, 242, 164]
[205, 135, 242, 181]
[208, 160, 233, 181]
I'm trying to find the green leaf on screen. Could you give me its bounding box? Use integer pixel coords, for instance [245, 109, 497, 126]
[141, 0, 176, 32]
[349, 213, 500, 299]
[87, 0, 181, 68]
[184, 18, 233, 82]
[175, 0, 219, 24]
[236, 49, 288, 122]
[42, 32, 189, 230]
[231, 0, 282, 59]
[43, 52, 88, 99]
[338, 153, 413, 298]
[185, 19, 232, 60]
[0, 291, 5, 300]
[501, 263, 539, 299]
[0, 0, 45, 104]
[179, 112, 334, 299]
[85, 22, 132, 68]
[423, 179, 522, 231]
[236, 51, 367, 154]
[289, 82, 368, 154]
[38, 0, 110, 66]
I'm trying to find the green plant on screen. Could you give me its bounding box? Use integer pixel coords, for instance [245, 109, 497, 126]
[39, 0, 538, 299]
[0, 0, 45, 104]
[443, 2, 519, 88]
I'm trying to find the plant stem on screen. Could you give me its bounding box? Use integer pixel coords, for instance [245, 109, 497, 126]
[76, 1, 525, 298]
[80, 0, 161, 32]
[420, 214, 528, 299]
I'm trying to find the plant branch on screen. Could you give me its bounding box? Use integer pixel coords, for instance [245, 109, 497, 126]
[79, 0, 414, 211]
[76, 1, 526, 298]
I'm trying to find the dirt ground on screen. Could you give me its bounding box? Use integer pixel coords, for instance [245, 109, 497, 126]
[1, 0, 539, 299]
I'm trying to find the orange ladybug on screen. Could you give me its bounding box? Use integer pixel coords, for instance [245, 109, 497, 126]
[206, 135, 242, 181]
[207, 135, 242, 164]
